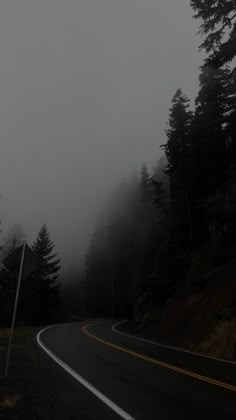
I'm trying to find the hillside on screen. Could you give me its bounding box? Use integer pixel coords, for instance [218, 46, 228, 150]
[125, 260, 236, 361]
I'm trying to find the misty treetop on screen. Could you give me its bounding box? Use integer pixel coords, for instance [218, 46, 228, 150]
[28, 224, 61, 324]
[32, 224, 61, 285]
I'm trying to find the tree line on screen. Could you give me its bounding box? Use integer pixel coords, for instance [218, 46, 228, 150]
[84, 1, 236, 318]
[0, 224, 61, 326]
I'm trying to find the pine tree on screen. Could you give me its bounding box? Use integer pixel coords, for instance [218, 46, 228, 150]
[152, 158, 169, 211]
[27, 225, 61, 324]
[162, 89, 193, 246]
[223, 69, 236, 244]
[227, 69, 236, 163]
[33, 225, 61, 284]
[140, 163, 151, 202]
[163, 89, 192, 180]
[190, 66, 231, 245]
[1, 224, 26, 261]
[191, 0, 236, 68]
[0, 224, 23, 326]
[192, 66, 229, 196]
[0, 268, 11, 325]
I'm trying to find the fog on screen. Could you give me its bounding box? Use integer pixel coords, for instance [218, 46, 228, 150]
[0, 0, 203, 271]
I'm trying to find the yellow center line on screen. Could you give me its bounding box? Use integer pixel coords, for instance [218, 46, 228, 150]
[82, 323, 236, 393]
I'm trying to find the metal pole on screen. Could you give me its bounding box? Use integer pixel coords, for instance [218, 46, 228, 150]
[112, 278, 115, 321]
[4, 242, 26, 377]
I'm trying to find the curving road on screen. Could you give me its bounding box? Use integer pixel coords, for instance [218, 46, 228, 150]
[36, 321, 236, 420]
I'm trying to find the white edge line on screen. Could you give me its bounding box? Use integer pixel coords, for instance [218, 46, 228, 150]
[36, 325, 135, 420]
[112, 320, 236, 366]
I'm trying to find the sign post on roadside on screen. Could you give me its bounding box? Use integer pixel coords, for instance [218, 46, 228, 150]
[4, 242, 26, 377]
[3, 242, 39, 377]
[112, 278, 115, 321]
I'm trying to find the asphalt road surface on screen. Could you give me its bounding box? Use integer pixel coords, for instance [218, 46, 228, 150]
[36, 320, 236, 420]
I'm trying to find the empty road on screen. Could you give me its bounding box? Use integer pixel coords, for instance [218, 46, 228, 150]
[36, 321, 236, 420]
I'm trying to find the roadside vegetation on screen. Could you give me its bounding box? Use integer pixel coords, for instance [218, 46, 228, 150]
[83, 1, 236, 360]
[0, 224, 62, 418]
[1, 1, 235, 418]
[0, 1, 235, 380]
[0, 328, 67, 419]
[0, 224, 61, 327]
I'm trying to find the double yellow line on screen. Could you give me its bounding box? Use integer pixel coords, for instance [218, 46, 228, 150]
[82, 323, 236, 393]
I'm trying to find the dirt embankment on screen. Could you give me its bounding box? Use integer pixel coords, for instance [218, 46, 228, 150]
[126, 260, 236, 361]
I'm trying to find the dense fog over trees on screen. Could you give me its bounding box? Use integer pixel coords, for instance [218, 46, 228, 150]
[1, 1, 236, 324]
[82, 1, 236, 318]
[0, 0, 202, 270]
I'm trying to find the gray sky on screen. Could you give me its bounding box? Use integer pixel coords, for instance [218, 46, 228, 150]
[0, 0, 204, 270]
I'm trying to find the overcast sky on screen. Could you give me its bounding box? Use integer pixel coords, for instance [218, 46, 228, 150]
[0, 0, 204, 270]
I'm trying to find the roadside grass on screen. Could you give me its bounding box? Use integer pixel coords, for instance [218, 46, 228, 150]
[0, 327, 68, 419]
[0, 328, 32, 338]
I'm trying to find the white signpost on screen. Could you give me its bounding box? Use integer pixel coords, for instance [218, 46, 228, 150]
[4, 242, 26, 377]
[4, 242, 39, 377]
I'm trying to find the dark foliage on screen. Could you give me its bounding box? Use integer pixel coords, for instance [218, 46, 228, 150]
[27, 224, 61, 324]
[82, 2, 236, 318]
[191, 0, 236, 68]
[0, 225, 61, 326]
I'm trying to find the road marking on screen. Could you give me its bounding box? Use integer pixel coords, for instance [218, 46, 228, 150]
[83, 323, 236, 393]
[112, 320, 236, 366]
[37, 326, 135, 420]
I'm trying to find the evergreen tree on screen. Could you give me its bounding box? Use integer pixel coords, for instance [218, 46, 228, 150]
[227, 69, 236, 163]
[190, 1, 236, 253]
[192, 66, 229, 196]
[33, 225, 61, 284]
[152, 158, 169, 211]
[190, 66, 231, 245]
[0, 267, 11, 325]
[222, 69, 236, 244]
[140, 163, 151, 202]
[163, 89, 193, 181]
[1, 224, 26, 261]
[162, 89, 193, 247]
[27, 225, 61, 324]
[0, 223, 23, 326]
[191, 0, 236, 68]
